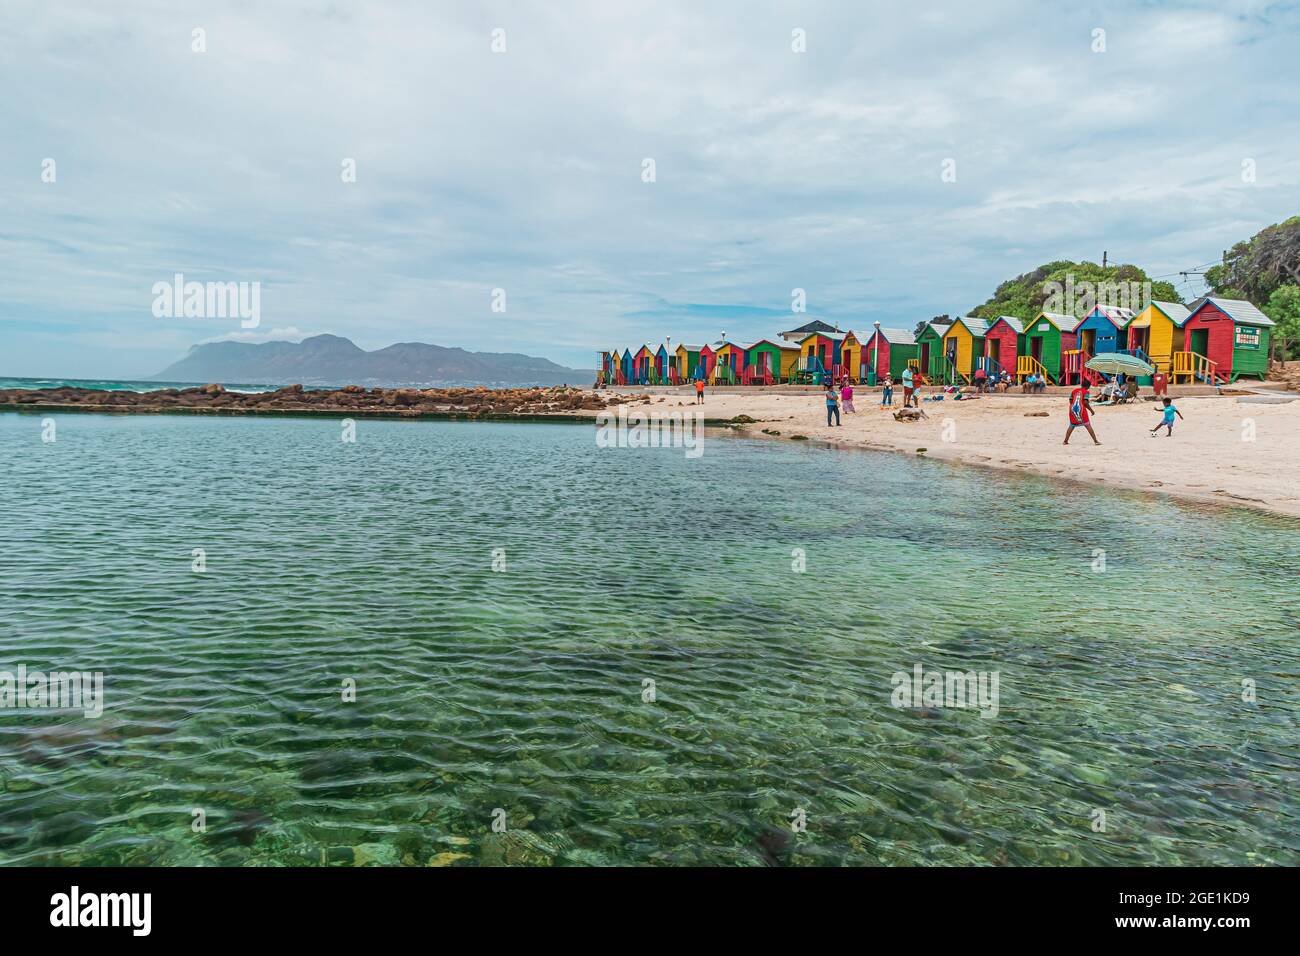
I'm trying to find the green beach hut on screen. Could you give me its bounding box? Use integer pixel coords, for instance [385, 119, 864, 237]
[1021, 312, 1078, 383]
[915, 320, 952, 382]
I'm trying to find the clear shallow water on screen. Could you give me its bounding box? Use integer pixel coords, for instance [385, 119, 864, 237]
[0, 412, 1297, 867]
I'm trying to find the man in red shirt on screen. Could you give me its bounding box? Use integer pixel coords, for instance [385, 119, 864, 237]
[1063, 386, 1100, 445]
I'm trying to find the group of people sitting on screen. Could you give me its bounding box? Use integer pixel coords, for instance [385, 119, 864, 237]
[971, 367, 1038, 393]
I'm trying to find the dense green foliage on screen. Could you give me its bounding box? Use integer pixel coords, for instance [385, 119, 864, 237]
[966, 261, 1180, 324]
[1263, 283, 1300, 360]
[1206, 216, 1300, 303]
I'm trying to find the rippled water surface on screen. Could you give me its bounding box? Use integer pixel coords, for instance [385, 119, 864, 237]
[1, 412, 1297, 866]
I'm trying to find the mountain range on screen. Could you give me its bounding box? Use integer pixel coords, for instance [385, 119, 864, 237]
[152, 334, 590, 387]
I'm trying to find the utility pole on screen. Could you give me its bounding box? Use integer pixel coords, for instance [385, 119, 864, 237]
[1102, 250, 1108, 269]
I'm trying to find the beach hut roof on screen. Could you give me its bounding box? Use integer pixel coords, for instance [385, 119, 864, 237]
[1034, 311, 1081, 332]
[949, 316, 989, 337]
[748, 338, 794, 351]
[1191, 296, 1274, 327]
[799, 331, 846, 344]
[990, 315, 1025, 333]
[1091, 305, 1137, 325]
[875, 327, 917, 344]
[1148, 301, 1192, 326]
[779, 318, 841, 338]
[677, 343, 704, 352]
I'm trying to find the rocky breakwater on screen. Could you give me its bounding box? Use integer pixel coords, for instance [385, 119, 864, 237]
[0, 383, 642, 418]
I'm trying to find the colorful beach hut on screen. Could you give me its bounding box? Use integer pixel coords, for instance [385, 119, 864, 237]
[711, 341, 746, 385]
[1075, 306, 1134, 357]
[1064, 306, 1132, 384]
[839, 331, 864, 383]
[618, 348, 633, 385]
[745, 339, 799, 384]
[981, 316, 1022, 382]
[1126, 301, 1191, 376]
[796, 331, 845, 384]
[675, 344, 703, 382]
[1176, 297, 1273, 383]
[1020, 312, 1078, 383]
[941, 316, 989, 384]
[915, 320, 952, 382]
[698, 342, 720, 382]
[632, 345, 655, 385]
[654, 343, 675, 384]
[861, 327, 918, 383]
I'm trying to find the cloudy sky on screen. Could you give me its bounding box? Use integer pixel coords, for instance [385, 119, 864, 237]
[2, 0, 1298, 378]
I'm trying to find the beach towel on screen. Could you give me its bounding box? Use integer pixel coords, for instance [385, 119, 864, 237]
[1068, 387, 1089, 426]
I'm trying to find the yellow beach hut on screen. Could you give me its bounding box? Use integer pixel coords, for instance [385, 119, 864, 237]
[1126, 301, 1191, 375]
[839, 331, 863, 383]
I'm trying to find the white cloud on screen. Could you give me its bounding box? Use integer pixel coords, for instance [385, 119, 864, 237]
[0, 0, 1297, 377]
[198, 326, 313, 345]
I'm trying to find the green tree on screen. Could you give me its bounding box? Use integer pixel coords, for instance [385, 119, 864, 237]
[967, 261, 1180, 324]
[1263, 283, 1300, 363]
[1206, 215, 1300, 302]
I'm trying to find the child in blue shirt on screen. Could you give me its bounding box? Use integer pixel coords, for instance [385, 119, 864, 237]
[1150, 397, 1183, 437]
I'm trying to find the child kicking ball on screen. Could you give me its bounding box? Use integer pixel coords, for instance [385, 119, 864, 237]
[1150, 397, 1183, 437]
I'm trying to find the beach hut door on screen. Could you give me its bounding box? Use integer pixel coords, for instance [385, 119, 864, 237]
[1189, 328, 1209, 358]
[1031, 337, 1044, 364]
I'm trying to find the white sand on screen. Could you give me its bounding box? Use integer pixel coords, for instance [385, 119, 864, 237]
[619, 389, 1300, 519]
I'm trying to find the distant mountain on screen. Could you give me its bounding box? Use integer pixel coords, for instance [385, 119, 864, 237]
[151, 334, 590, 387]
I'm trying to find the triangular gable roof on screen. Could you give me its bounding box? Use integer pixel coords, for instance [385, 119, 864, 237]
[873, 327, 917, 345]
[799, 331, 846, 345]
[1089, 305, 1137, 326]
[1138, 301, 1192, 328]
[1193, 296, 1275, 327]
[1032, 312, 1080, 333]
[945, 316, 989, 337]
[676, 343, 703, 352]
[779, 318, 841, 337]
[919, 317, 954, 336]
[747, 338, 797, 352]
[988, 315, 1025, 334]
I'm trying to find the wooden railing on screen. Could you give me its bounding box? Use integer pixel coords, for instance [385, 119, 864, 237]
[1017, 354, 1051, 383]
[1061, 349, 1099, 385]
[1171, 351, 1219, 385]
[710, 364, 740, 386]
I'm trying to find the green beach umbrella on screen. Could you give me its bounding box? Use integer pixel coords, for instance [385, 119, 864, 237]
[1085, 353, 1153, 377]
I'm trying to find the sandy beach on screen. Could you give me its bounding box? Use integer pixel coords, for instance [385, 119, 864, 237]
[623, 386, 1300, 520]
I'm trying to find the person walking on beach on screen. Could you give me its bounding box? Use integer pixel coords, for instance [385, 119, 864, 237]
[825, 384, 841, 426]
[694, 378, 705, 404]
[901, 364, 914, 407]
[1150, 396, 1183, 437]
[1063, 385, 1100, 445]
[841, 380, 855, 413]
[881, 374, 893, 406]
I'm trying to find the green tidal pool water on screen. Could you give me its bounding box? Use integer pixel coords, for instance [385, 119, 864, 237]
[1, 412, 1297, 866]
